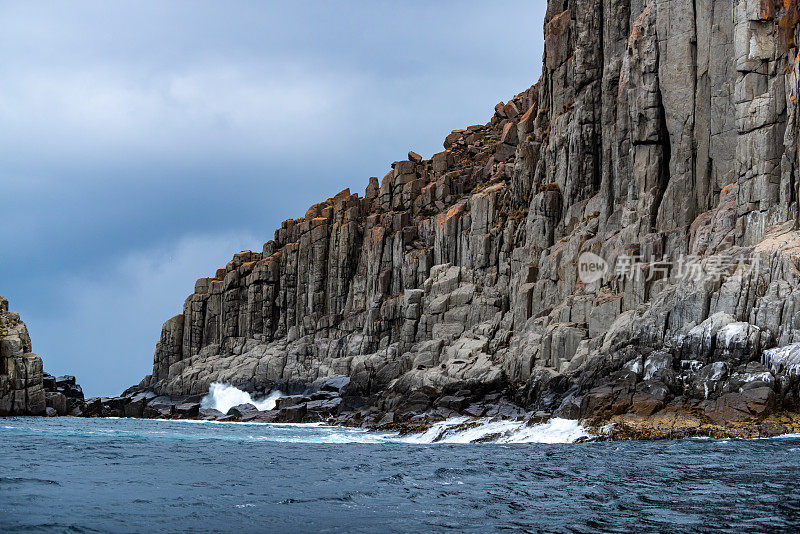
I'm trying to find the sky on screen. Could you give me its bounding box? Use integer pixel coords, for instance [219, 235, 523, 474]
[0, 1, 546, 397]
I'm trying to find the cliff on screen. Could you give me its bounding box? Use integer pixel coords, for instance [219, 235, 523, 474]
[139, 0, 800, 434]
[0, 297, 85, 416]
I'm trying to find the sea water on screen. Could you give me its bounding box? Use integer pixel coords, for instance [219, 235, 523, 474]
[1, 416, 799, 532]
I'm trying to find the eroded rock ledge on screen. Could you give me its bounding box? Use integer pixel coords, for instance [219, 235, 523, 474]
[110, 0, 800, 437]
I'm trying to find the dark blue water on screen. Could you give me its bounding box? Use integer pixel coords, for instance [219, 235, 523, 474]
[1, 417, 799, 533]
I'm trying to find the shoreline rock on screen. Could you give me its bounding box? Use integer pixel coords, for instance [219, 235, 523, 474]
[77, 376, 800, 442]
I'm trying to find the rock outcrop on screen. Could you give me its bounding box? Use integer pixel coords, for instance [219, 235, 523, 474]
[133, 0, 800, 435]
[0, 296, 85, 416]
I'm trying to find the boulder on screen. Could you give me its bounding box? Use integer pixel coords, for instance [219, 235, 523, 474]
[306, 398, 342, 416]
[226, 403, 259, 419]
[704, 387, 775, 424]
[276, 395, 308, 409]
[276, 404, 307, 423]
[630, 381, 669, 416]
[241, 410, 279, 423]
[175, 402, 201, 418]
[198, 408, 225, 420]
[320, 376, 350, 394]
[55, 376, 76, 387]
[435, 396, 467, 411]
[45, 392, 68, 416]
[124, 401, 144, 418]
[408, 151, 422, 163]
[42, 374, 56, 390]
[60, 384, 84, 401]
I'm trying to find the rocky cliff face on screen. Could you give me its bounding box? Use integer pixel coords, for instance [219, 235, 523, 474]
[0, 296, 84, 416]
[142, 0, 800, 433]
[0, 296, 45, 415]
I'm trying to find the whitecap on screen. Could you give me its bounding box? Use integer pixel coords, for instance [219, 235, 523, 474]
[398, 417, 587, 444]
[200, 383, 283, 414]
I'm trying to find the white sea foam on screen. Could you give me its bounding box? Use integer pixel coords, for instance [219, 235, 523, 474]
[200, 383, 283, 414]
[191, 383, 588, 443]
[398, 417, 588, 444]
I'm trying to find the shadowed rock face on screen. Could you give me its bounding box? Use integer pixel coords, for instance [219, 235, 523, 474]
[142, 0, 800, 429]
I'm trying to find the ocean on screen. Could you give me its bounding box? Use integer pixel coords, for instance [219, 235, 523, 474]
[1, 417, 799, 533]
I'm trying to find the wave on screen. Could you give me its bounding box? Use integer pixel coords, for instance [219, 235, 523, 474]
[2, 413, 587, 444]
[151, 418, 586, 444]
[397, 417, 588, 444]
[200, 383, 283, 414]
[181, 383, 588, 443]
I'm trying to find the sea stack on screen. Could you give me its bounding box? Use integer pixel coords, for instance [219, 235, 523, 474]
[113, 1, 800, 436]
[0, 296, 84, 416]
[0, 296, 45, 415]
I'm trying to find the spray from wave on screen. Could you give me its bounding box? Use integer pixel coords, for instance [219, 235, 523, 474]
[201, 383, 283, 414]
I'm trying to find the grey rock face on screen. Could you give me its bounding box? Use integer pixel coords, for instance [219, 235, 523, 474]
[143, 1, 800, 426]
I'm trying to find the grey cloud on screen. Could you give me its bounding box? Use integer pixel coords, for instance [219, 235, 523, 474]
[0, 1, 545, 395]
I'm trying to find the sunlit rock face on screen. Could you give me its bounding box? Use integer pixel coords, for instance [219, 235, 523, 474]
[0, 297, 45, 415]
[143, 0, 800, 428]
[0, 297, 85, 417]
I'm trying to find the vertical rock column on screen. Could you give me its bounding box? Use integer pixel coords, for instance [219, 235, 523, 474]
[0, 296, 46, 415]
[734, 0, 795, 243]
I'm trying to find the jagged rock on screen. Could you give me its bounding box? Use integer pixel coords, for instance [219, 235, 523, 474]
[137, 1, 800, 431]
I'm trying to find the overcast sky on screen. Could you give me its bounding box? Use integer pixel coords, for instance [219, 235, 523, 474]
[0, 1, 545, 396]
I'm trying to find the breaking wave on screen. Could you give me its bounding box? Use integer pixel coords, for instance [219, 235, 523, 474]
[195, 383, 586, 443]
[397, 417, 588, 444]
[200, 383, 283, 414]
